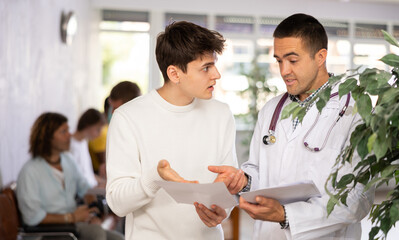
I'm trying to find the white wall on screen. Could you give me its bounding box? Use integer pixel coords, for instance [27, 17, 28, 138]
[0, 0, 101, 186]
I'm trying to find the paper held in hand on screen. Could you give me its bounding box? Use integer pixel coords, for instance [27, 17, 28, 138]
[240, 180, 321, 205]
[155, 181, 238, 209]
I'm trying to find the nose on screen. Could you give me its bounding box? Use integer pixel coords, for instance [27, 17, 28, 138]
[280, 61, 292, 78]
[212, 67, 221, 80]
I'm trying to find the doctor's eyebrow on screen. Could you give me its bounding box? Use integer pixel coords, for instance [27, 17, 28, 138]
[273, 52, 299, 59]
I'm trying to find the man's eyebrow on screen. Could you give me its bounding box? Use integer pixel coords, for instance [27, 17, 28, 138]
[273, 52, 299, 58]
[201, 62, 215, 67]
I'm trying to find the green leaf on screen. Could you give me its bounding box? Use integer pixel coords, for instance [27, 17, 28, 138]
[337, 174, 355, 188]
[369, 226, 380, 240]
[382, 30, 399, 48]
[389, 202, 399, 223]
[340, 192, 348, 206]
[357, 132, 370, 159]
[339, 78, 357, 98]
[380, 88, 399, 105]
[357, 94, 372, 124]
[281, 102, 299, 120]
[327, 197, 337, 216]
[374, 134, 388, 160]
[367, 133, 377, 153]
[380, 54, 399, 68]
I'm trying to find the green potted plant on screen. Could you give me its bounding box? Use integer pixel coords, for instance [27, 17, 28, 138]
[281, 30, 399, 240]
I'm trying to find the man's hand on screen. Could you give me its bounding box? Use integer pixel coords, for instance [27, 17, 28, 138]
[208, 165, 247, 194]
[194, 202, 227, 227]
[157, 160, 198, 183]
[239, 196, 285, 222]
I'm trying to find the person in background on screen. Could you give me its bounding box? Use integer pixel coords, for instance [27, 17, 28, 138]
[108, 81, 142, 113]
[89, 97, 111, 178]
[17, 112, 123, 240]
[71, 108, 106, 188]
[106, 21, 238, 239]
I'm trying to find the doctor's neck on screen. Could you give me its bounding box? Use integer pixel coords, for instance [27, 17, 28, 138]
[298, 70, 329, 101]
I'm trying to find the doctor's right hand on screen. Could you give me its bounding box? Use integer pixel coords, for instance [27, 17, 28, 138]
[157, 160, 198, 183]
[208, 165, 247, 195]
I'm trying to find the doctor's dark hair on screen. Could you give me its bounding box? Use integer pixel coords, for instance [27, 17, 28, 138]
[77, 108, 105, 131]
[29, 112, 68, 158]
[273, 13, 328, 57]
[156, 21, 225, 82]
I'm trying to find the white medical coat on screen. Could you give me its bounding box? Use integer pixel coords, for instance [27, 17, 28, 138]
[242, 86, 374, 240]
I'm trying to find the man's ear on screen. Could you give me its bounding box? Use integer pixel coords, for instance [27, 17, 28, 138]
[166, 65, 180, 84]
[316, 48, 327, 67]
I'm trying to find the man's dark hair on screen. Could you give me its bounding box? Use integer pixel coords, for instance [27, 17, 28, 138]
[77, 108, 105, 131]
[156, 21, 225, 82]
[273, 13, 328, 57]
[109, 81, 141, 104]
[29, 112, 67, 158]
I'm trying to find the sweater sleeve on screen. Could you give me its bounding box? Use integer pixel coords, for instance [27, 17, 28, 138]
[106, 110, 163, 217]
[283, 114, 375, 239]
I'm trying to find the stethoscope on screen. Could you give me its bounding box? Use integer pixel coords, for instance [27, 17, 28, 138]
[263, 92, 351, 152]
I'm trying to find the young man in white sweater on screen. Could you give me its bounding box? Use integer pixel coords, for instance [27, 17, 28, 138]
[105, 21, 238, 239]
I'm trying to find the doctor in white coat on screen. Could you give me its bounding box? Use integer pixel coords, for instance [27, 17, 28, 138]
[209, 13, 374, 239]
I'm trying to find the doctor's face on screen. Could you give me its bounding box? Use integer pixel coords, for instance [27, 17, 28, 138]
[273, 37, 322, 101]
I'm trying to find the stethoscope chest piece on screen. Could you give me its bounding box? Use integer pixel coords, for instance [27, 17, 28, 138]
[263, 130, 276, 145]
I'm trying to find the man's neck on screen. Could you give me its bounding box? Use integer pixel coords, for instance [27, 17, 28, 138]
[157, 83, 194, 106]
[298, 70, 329, 101]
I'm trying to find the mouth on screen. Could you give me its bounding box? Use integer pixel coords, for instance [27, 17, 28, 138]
[207, 84, 215, 91]
[284, 79, 297, 86]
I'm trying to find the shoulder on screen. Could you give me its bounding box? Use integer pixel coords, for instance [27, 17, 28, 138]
[258, 93, 288, 118]
[196, 98, 232, 115]
[18, 157, 45, 180]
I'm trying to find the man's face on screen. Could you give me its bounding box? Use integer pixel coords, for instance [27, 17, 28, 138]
[51, 122, 71, 153]
[273, 37, 321, 100]
[177, 52, 221, 100]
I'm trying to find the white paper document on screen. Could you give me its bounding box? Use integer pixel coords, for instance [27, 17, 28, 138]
[156, 181, 238, 209]
[240, 180, 321, 205]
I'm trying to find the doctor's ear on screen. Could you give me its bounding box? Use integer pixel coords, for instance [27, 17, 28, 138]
[315, 48, 327, 67]
[166, 65, 181, 84]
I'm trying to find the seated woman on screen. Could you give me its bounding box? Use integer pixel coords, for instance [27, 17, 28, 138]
[16, 112, 123, 240]
[70, 108, 106, 188]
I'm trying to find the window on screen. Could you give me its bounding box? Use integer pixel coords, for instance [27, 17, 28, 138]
[215, 15, 255, 34]
[99, 10, 150, 108]
[164, 13, 207, 27]
[355, 23, 387, 39]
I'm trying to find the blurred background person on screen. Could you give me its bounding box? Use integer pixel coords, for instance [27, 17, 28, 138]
[71, 108, 106, 188]
[89, 97, 111, 179]
[17, 112, 123, 240]
[108, 81, 142, 113]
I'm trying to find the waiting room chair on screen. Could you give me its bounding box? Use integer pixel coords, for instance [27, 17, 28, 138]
[0, 183, 78, 240]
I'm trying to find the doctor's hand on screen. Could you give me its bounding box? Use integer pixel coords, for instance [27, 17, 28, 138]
[208, 165, 247, 195]
[194, 202, 227, 227]
[239, 196, 285, 222]
[157, 160, 198, 183]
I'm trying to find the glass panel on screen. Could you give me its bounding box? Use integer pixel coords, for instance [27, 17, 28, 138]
[164, 13, 207, 27]
[353, 43, 387, 71]
[103, 10, 149, 22]
[327, 40, 351, 74]
[355, 23, 387, 39]
[320, 20, 349, 38]
[215, 39, 254, 116]
[100, 32, 150, 103]
[215, 16, 254, 34]
[394, 25, 399, 39]
[259, 17, 283, 35]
